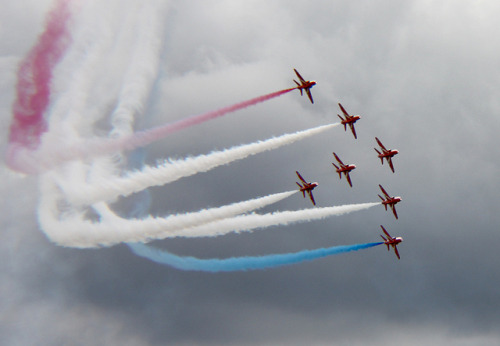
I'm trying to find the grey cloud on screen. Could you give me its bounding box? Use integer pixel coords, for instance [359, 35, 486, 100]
[2, 0, 500, 345]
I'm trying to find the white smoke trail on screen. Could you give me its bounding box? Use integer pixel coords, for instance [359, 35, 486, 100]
[48, 1, 134, 134]
[94, 190, 298, 225]
[60, 123, 339, 205]
[39, 169, 378, 248]
[171, 202, 380, 238]
[108, 2, 166, 139]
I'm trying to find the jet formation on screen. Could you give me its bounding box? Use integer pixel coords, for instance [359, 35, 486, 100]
[292, 69, 403, 259]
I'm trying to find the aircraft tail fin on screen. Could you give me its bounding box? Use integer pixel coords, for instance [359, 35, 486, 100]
[331, 163, 342, 179]
[380, 235, 389, 251]
[296, 182, 306, 198]
[337, 114, 347, 130]
[294, 80, 303, 95]
[378, 195, 388, 210]
[374, 148, 384, 164]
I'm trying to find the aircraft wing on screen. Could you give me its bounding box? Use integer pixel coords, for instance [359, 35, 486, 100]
[349, 123, 357, 139]
[296, 171, 307, 184]
[305, 88, 314, 104]
[379, 184, 390, 198]
[308, 191, 316, 206]
[391, 205, 399, 219]
[333, 152, 344, 166]
[387, 157, 395, 173]
[380, 225, 391, 238]
[345, 172, 353, 187]
[393, 245, 401, 260]
[294, 69, 306, 83]
[375, 137, 386, 150]
[338, 103, 349, 117]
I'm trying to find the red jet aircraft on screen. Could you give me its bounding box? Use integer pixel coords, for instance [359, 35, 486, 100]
[380, 225, 403, 260]
[296, 171, 318, 206]
[378, 184, 402, 219]
[331, 152, 356, 187]
[337, 103, 361, 139]
[293, 69, 316, 104]
[375, 137, 399, 173]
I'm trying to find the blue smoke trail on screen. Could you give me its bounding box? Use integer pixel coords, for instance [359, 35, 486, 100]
[128, 242, 383, 272]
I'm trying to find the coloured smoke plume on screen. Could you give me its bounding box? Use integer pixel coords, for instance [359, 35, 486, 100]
[128, 242, 383, 272]
[7, 0, 383, 271]
[6, 0, 72, 172]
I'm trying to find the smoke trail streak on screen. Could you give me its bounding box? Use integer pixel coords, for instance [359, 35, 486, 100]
[6, 0, 72, 171]
[128, 242, 384, 272]
[96, 190, 297, 229]
[120, 87, 297, 150]
[62, 123, 339, 205]
[13, 87, 297, 174]
[169, 202, 380, 238]
[108, 2, 165, 140]
[39, 177, 378, 247]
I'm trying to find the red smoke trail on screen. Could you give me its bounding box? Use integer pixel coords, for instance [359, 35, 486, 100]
[6, 0, 72, 170]
[12, 87, 296, 174]
[119, 87, 297, 152]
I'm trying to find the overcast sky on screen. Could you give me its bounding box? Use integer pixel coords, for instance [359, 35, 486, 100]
[2, 1, 500, 345]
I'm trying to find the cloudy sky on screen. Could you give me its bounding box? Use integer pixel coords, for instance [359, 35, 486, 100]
[2, 0, 500, 345]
